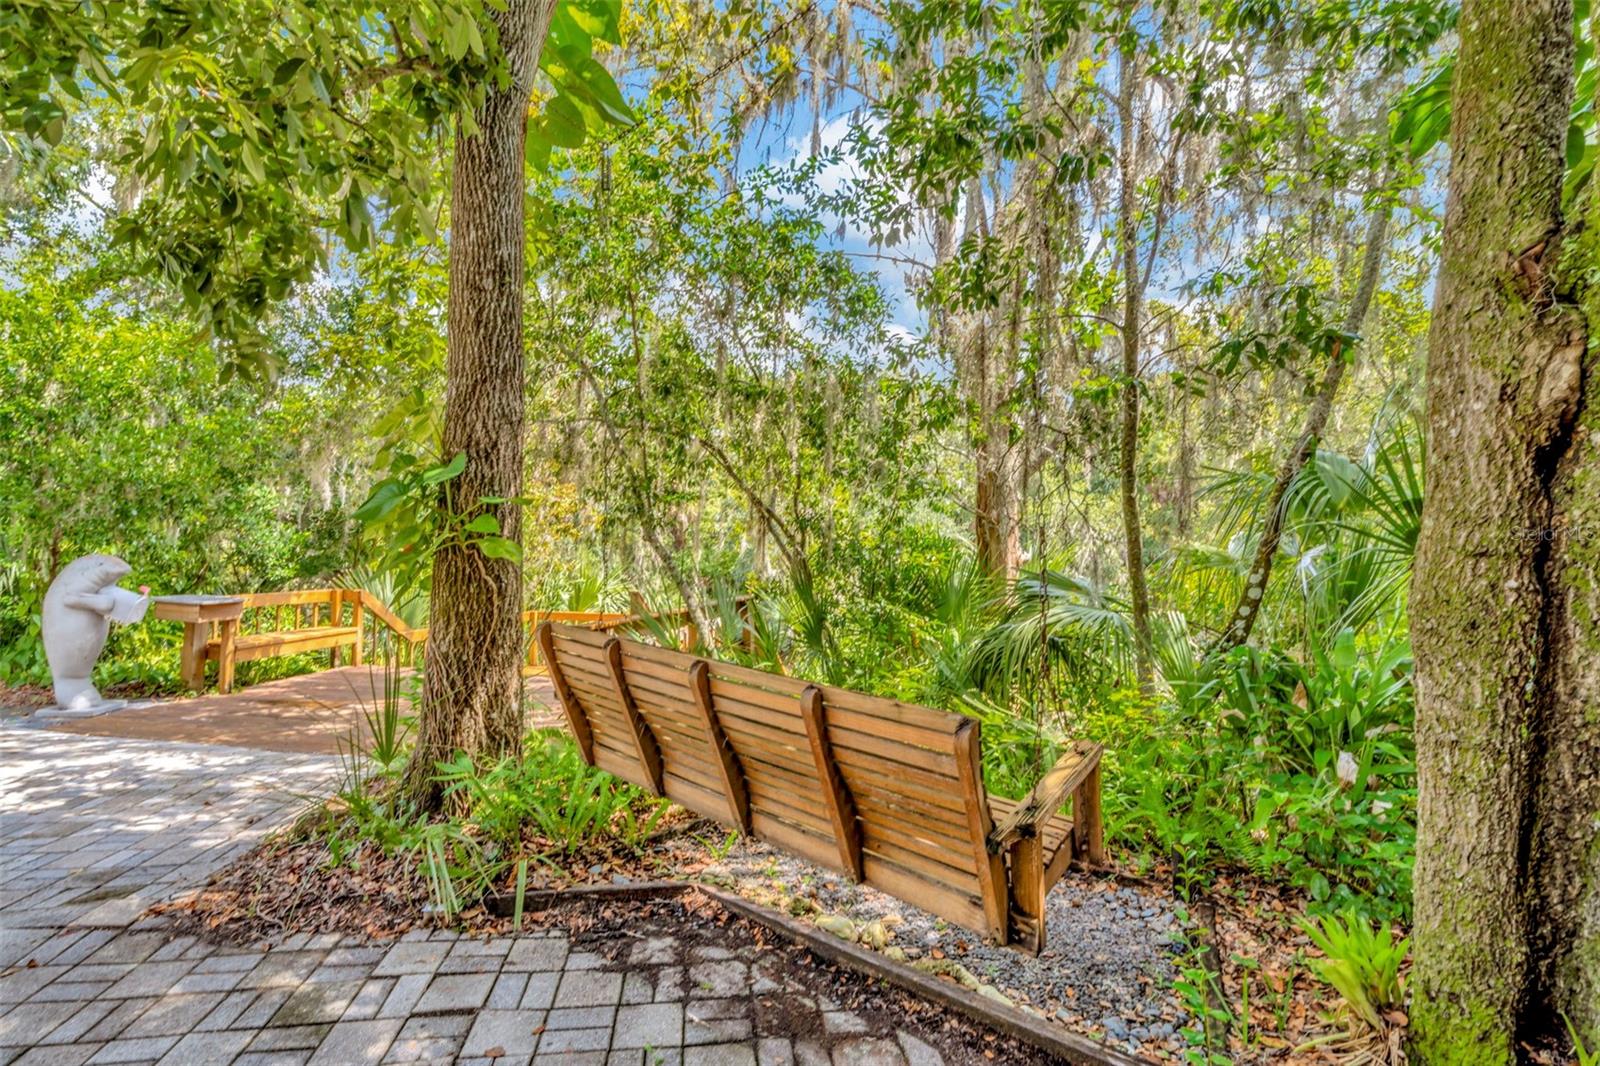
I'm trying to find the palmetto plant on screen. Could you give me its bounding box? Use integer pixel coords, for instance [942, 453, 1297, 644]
[1185, 420, 1422, 651]
[969, 566, 1133, 700]
[1298, 910, 1409, 1034]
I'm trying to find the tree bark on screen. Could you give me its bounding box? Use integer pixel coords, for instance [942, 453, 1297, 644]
[1116, 39, 1154, 691]
[404, 0, 556, 811]
[1212, 195, 1392, 653]
[1411, 0, 1600, 1056]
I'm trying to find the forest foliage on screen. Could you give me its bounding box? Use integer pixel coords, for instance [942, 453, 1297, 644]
[0, 0, 1457, 925]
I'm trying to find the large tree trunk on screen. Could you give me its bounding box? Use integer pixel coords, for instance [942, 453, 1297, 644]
[1411, 0, 1600, 1057]
[1213, 195, 1391, 653]
[404, 0, 556, 811]
[1116, 40, 1154, 691]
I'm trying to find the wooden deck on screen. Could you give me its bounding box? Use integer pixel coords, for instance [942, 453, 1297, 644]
[47, 667, 561, 755]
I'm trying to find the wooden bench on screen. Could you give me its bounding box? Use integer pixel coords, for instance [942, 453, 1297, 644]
[204, 589, 363, 693]
[538, 621, 1105, 953]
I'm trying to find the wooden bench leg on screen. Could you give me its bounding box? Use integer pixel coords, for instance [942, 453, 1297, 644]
[181, 623, 209, 691]
[1007, 834, 1046, 954]
[217, 620, 238, 694]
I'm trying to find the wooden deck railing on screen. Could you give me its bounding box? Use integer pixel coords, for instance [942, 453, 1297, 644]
[169, 586, 751, 693]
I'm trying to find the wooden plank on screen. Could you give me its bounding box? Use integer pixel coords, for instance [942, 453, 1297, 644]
[624, 672, 707, 721]
[214, 627, 359, 660]
[953, 720, 1009, 945]
[662, 772, 732, 824]
[861, 829, 978, 884]
[746, 777, 836, 833]
[822, 705, 965, 751]
[1044, 822, 1080, 889]
[830, 749, 969, 814]
[594, 746, 650, 788]
[800, 685, 863, 882]
[605, 637, 664, 797]
[538, 623, 594, 764]
[828, 722, 958, 776]
[239, 589, 337, 609]
[860, 854, 988, 932]
[351, 597, 364, 667]
[852, 788, 972, 841]
[816, 685, 965, 733]
[549, 623, 612, 649]
[750, 810, 842, 869]
[180, 622, 209, 691]
[618, 640, 699, 672]
[861, 820, 978, 876]
[987, 741, 1103, 849]
[552, 636, 615, 671]
[719, 721, 816, 777]
[706, 660, 811, 697]
[732, 750, 825, 807]
[690, 660, 750, 834]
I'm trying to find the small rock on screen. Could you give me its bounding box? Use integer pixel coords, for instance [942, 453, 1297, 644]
[816, 915, 857, 941]
[1100, 1014, 1130, 1040]
[975, 984, 1012, 1007]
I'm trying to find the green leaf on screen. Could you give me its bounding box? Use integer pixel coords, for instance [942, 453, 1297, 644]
[422, 451, 467, 485]
[476, 535, 521, 561]
[353, 480, 406, 523]
[564, 49, 635, 126]
[537, 94, 587, 149]
[462, 513, 500, 534]
[562, 0, 622, 45]
[272, 56, 305, 86]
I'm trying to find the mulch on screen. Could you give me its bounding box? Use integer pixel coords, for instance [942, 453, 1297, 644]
[161, 799, 1404, 1065]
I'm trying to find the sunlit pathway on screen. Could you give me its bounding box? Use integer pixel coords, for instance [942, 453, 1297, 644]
[0, 732, 967, 1065]
[0, 731, 338, 940]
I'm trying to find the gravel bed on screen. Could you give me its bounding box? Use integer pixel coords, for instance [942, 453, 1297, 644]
[704, 837, 1195, 1060]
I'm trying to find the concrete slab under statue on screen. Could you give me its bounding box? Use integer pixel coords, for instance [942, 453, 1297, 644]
[37, 554, 150, 719]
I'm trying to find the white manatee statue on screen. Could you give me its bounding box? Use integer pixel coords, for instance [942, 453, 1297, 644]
[40, 554, 148, 717]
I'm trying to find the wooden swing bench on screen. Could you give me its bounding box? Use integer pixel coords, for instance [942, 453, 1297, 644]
[538, 621, 1106, 953]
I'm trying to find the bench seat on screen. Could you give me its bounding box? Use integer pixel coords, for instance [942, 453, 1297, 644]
[206, 626, 359, 663]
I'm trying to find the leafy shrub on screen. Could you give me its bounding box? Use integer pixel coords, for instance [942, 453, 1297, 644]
[433, 735, 671, 856]
[1298, 910, 1408, 1033]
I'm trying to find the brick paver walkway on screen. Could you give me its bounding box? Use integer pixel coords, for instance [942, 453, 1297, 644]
[38, 668, 561, 756]
[1, 732, 958, 1066]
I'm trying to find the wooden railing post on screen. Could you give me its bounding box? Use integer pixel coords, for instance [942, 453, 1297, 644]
[953, 721, 1009, 945]
[689, 660, 750, 834]
[800, 685, 864, 881]
[329, 590, 343, 668]
[604, 637, 665, 796]
[351, 592, 364, 667]
[537, 623, 593, 764]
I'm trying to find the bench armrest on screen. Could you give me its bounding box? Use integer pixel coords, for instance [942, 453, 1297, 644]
[986, 740, 1103, 851]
